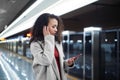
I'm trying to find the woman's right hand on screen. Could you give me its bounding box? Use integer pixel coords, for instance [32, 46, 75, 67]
[43, 26, 50, 36]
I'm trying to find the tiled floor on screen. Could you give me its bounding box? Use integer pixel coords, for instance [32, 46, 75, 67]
[0, 65, 8, 80]
[0, 48, 80, 80]
[0, 48, 35, 80]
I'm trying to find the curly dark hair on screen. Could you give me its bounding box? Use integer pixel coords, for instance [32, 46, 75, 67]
[30, 13, 64, 44]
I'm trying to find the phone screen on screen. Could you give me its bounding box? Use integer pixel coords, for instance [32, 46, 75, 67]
[74, 54, 82, 60]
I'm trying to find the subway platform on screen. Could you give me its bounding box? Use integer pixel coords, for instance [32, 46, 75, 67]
[0, 47, 35, 80]
[0, 47, 79, 80]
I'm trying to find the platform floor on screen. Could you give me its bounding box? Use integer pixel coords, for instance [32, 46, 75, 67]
[0, 47, 80, 80]
[0, 48, 35, 80]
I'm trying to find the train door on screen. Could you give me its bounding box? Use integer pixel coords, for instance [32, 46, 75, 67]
[83, 27, 101, 80]
[100, 30, 120, 80]
[83, 28, 120, 80]
[62, 31, 83, 79]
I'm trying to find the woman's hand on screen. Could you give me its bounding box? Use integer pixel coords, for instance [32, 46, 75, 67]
[67, 57, 75, 66]
[43, 26, 50, 36]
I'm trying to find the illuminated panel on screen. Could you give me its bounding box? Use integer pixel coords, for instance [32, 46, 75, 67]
[0, 0, 98, 38]
[42, 0, 98, 16]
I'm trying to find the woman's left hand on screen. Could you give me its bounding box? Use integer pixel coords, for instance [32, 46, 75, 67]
[67, 57, 75, 66]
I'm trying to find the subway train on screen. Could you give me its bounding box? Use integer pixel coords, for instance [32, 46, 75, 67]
[0, 29, 120, 80]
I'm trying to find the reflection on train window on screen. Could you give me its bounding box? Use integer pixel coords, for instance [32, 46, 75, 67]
[84, 32, 92, 80]
[13, 42, 16, 52]
[26, 40, 32, 58]
[63, 35, 68, 59]
[118, 31, 120, 79]
[62, 32, 83, 78]
[18, 40, 23, 55]
[101, 31, 118, 80]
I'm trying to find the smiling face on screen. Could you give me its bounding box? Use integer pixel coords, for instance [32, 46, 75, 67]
[48, 18, 58, 35]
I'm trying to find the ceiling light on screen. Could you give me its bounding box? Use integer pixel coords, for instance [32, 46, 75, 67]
[0, 0, 98, 38]
[84, 27, 102, 32]
[39, 0, 98, 16]
[0, 9, 7, 14]
[9, 0, 16, 3]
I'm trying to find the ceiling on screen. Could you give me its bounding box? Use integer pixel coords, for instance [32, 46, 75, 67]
[0, 0, 120, 34]
[0, 0, 35, 33]
[62, 0, 120, 31]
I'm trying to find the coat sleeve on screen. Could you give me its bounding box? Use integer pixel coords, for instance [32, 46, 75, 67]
[30, 35, 55, 66]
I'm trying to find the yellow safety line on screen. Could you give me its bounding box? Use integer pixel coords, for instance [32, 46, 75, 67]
[66, 74, 79, 80]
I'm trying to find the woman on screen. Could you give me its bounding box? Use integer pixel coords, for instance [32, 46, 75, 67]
[30, 13, 75, 80]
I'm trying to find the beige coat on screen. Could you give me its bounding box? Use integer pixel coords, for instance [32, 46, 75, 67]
[30, 35, 71, 80]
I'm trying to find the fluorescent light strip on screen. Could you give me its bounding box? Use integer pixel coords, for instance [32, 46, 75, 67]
[41, 0, 98, 16]
[0, 0, 98, 38]
[0, 0, 43, 36]
[84, 27, 102, 32]
[2, 17, 37, 38]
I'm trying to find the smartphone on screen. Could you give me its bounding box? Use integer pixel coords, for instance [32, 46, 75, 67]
[73, 54, 82, 61]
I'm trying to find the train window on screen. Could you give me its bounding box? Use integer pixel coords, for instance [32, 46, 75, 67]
[63, 33, 83, 79]
[26, 40, 33, 59]
[101, 31, 118, 80]
[118, 30, 120, 80]
[84, 32, 92, 80]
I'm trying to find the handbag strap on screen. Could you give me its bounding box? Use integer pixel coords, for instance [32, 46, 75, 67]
[37, 41, 44, 50]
